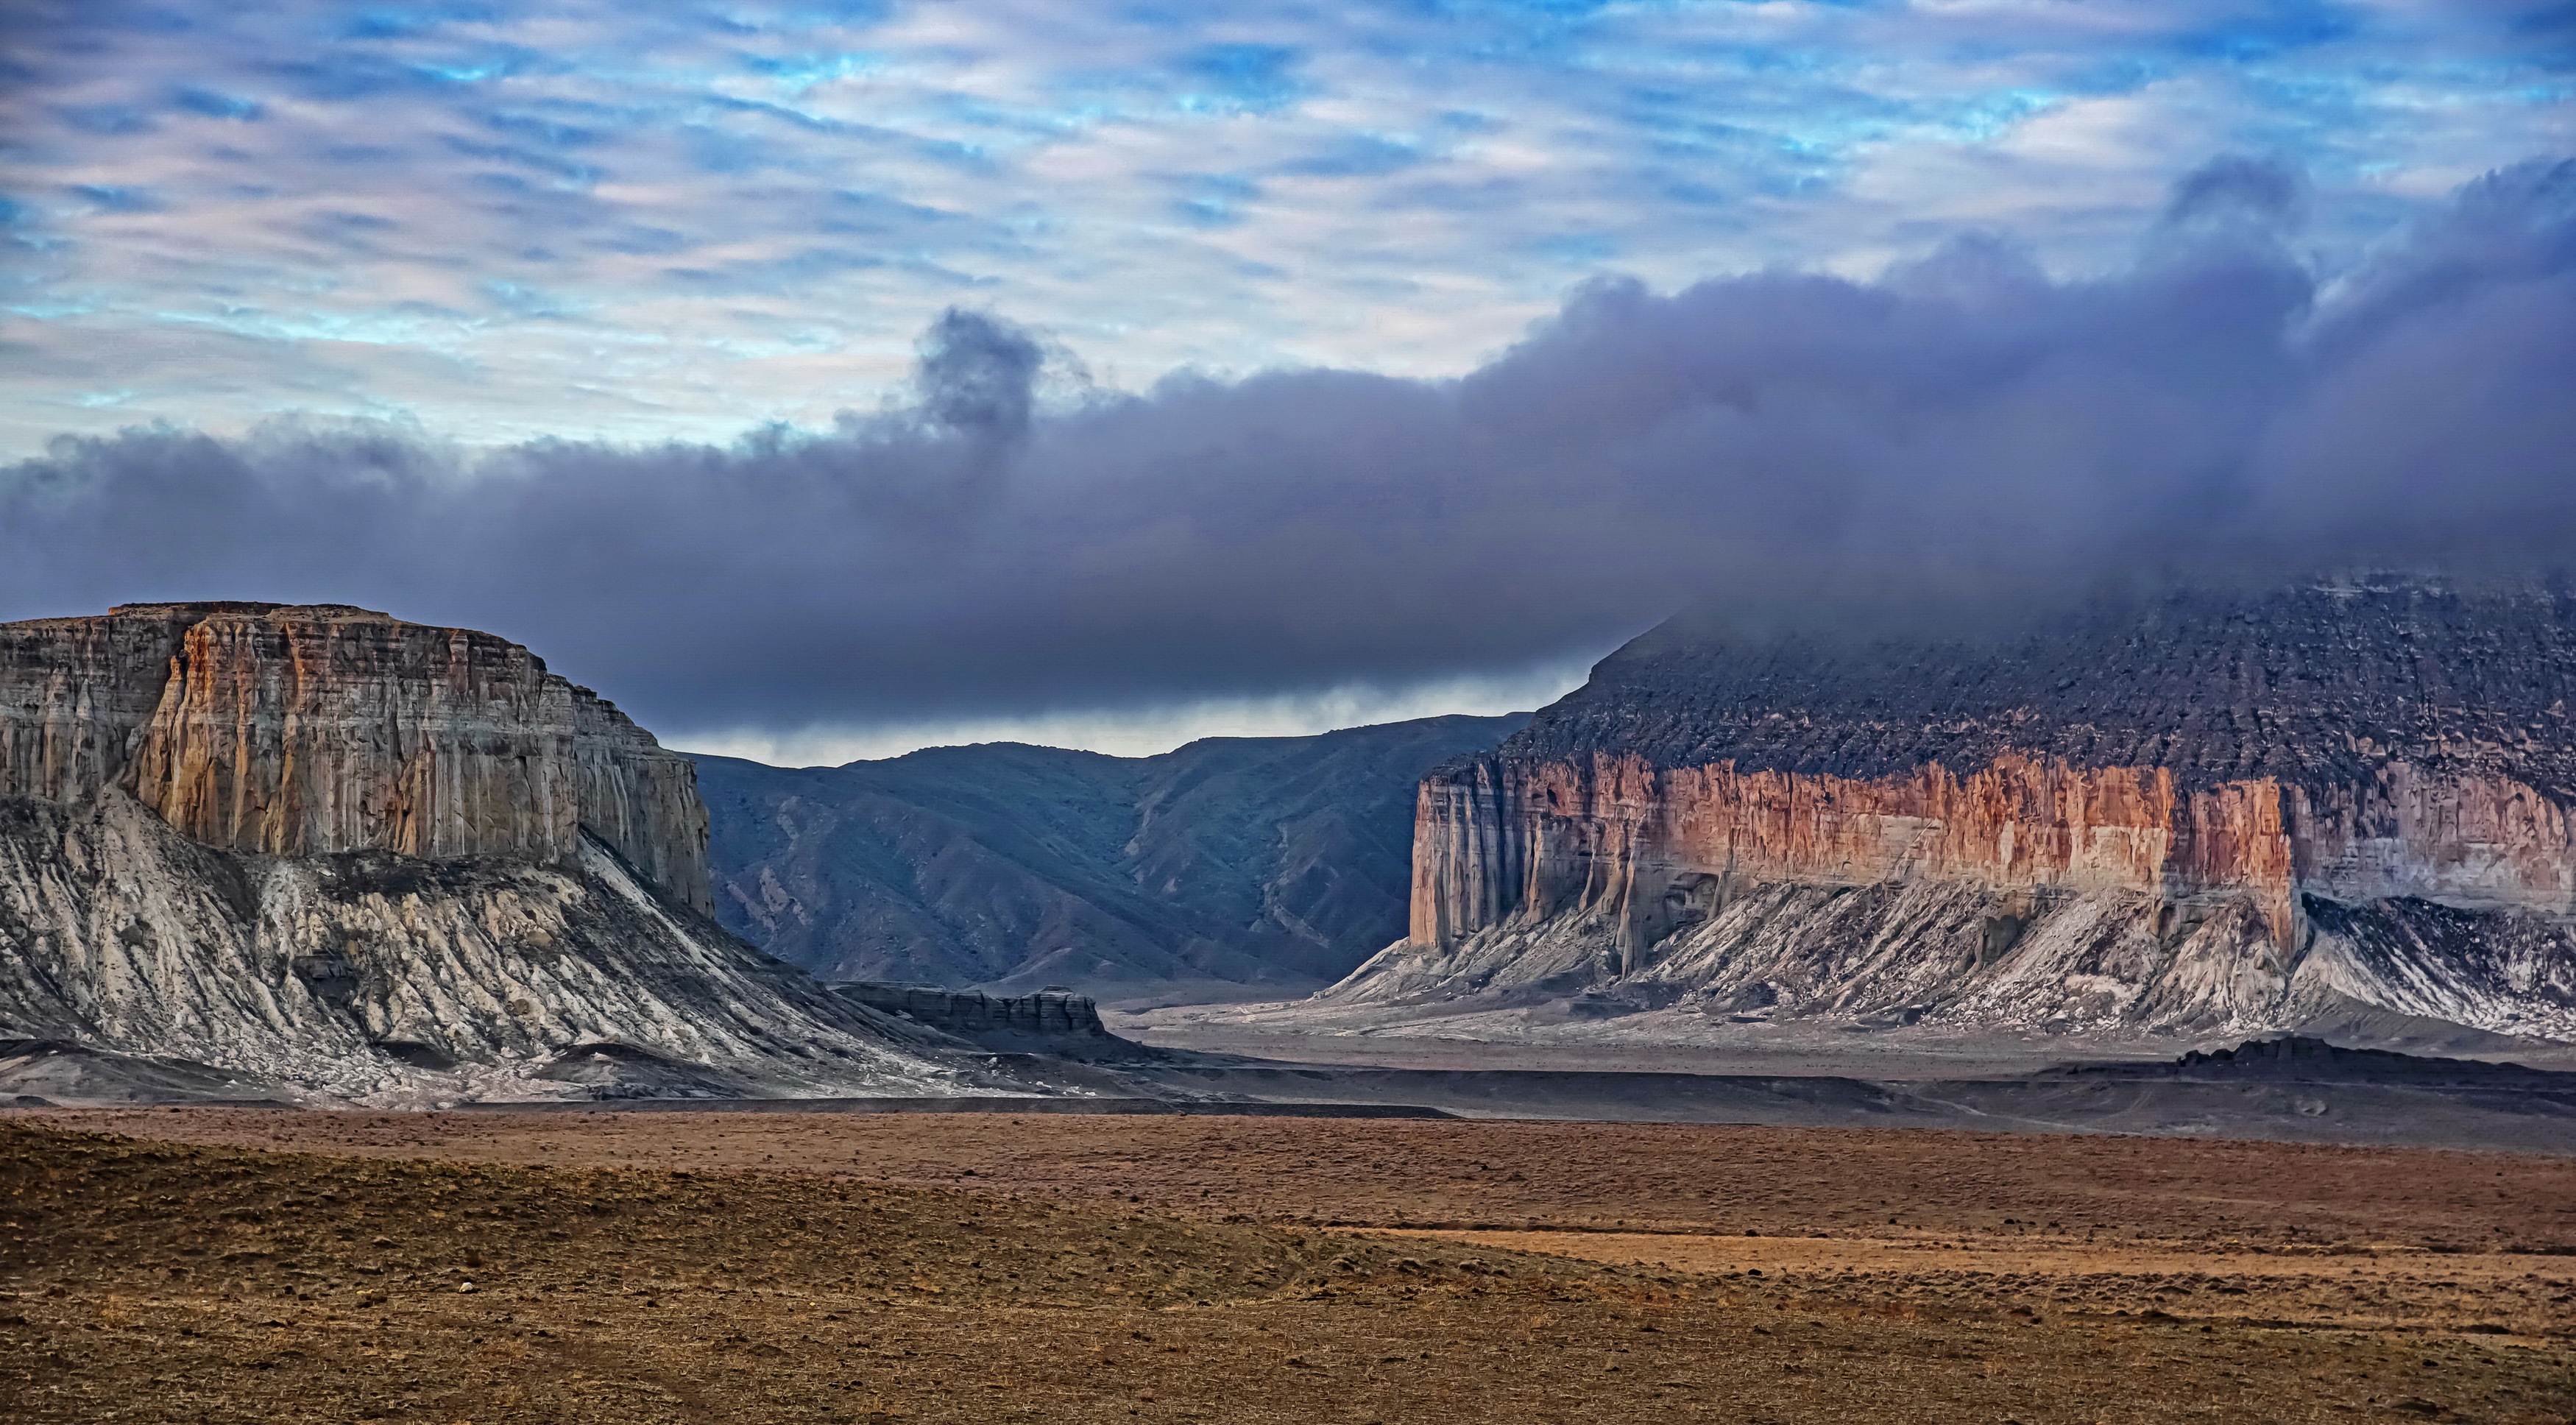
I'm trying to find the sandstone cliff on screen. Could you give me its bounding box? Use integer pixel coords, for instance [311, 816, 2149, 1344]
[1332, 580, 2576, 1043]
[0, 602, 709, 911]
[0, 604, 984, 1103]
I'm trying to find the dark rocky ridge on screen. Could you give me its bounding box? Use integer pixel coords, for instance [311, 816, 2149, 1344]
[693, 712, 1526, 995]
[2061, 1034, 2576, 1086]
[831, 983, 1154, 1058]
[1508, 578, 2576, 798]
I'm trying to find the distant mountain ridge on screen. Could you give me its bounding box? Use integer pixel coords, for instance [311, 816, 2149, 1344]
[692, 712, 1529, 996]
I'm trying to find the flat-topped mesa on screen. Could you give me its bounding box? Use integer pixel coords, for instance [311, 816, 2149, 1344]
[1411, 752, 2294, 955]
[1412, 580, 2576, 955]
[1409, 751, 2576, 961]
[1353, 581, 2576, 1041]
[0, 601, 710, 913]
[829, 983, 1142, 1057]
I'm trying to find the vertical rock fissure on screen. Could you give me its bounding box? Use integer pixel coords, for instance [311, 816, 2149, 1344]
[0, 602, 712, 913]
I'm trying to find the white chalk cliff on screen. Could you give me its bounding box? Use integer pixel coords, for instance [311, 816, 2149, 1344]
[0, 603, 970, 1103]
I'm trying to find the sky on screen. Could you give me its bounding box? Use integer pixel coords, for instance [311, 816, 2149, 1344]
[2, 1, 2572, 763]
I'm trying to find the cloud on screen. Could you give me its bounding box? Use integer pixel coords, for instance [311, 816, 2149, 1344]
[678, 660, 1588, 765]
[4, 157, 2574, 749]
[912, 306, 1043, 442]
[1, 0, 2569, 457]
[2163, 152, 2307, 230]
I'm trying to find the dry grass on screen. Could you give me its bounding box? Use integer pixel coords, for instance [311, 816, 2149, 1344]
[3, 1115, 2572, 1424]
[32, 1106, 2575, 1252]
[1379, 1228, 2576, 1340]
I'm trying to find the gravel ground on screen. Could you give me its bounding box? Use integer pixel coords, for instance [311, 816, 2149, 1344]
[4, 1112, 2571, 1424]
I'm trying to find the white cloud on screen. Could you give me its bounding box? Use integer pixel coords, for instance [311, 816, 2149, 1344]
[0, 0, 2566, 456]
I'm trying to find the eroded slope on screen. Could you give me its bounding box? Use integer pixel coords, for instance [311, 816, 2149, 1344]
[0, 791, 970, 1104]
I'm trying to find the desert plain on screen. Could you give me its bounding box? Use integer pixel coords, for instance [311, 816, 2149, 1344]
[5, 1106, 2574, 1424]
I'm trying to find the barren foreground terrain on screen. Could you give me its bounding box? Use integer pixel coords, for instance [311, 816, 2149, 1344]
[6, 1108, 2573, 1423]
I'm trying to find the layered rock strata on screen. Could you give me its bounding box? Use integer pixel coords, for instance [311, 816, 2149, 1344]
[0, 602, 709, 911]
[0, 602, 982, 1103]
[1333, 581, 2576, 1042]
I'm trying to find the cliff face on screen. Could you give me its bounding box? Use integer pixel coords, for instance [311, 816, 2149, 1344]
[0, 602, 710, 912]
[1407, 754, 2576, 961]
[1340, 581, 2576, 1042]
[0, 602, 980, 1104]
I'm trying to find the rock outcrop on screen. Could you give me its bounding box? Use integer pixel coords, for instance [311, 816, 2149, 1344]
[0, 602, 709, 911]
[831, 983, 1153, 1058]
[0, 603, 977, 1103]
[2059, 1035, 2576, 1086]
[1329, 579, 2576, 1043]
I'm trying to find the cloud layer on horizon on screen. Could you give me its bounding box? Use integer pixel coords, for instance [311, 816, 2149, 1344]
[4, 155, 2572, 754]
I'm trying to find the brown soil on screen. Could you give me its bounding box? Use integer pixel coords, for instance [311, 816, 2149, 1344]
[4, 1111, 2572, 1424]
[1379, 1230, 2576, 1340]
[33, 1107, 2576, 1249]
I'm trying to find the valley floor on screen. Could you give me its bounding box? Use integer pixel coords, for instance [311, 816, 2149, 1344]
[1113, 1007, 2576, 1077]
[7, 1110, 2575, 1423]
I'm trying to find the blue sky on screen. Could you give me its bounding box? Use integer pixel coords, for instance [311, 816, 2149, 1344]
[4, 0, 2568, 459]
[2, 3, 2572, 760]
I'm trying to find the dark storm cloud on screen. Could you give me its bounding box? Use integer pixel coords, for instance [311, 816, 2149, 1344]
[4, 157, 2574, 737]
[2162, 153, 2307, 231]
[913, 307, 1044, 443]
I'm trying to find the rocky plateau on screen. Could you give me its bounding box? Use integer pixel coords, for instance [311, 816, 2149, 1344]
[0, 602, 986, 1105]
[1306, 579, 2576, 1048]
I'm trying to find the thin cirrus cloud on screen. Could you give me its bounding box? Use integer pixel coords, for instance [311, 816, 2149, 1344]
[0, 0, 2569, 454]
